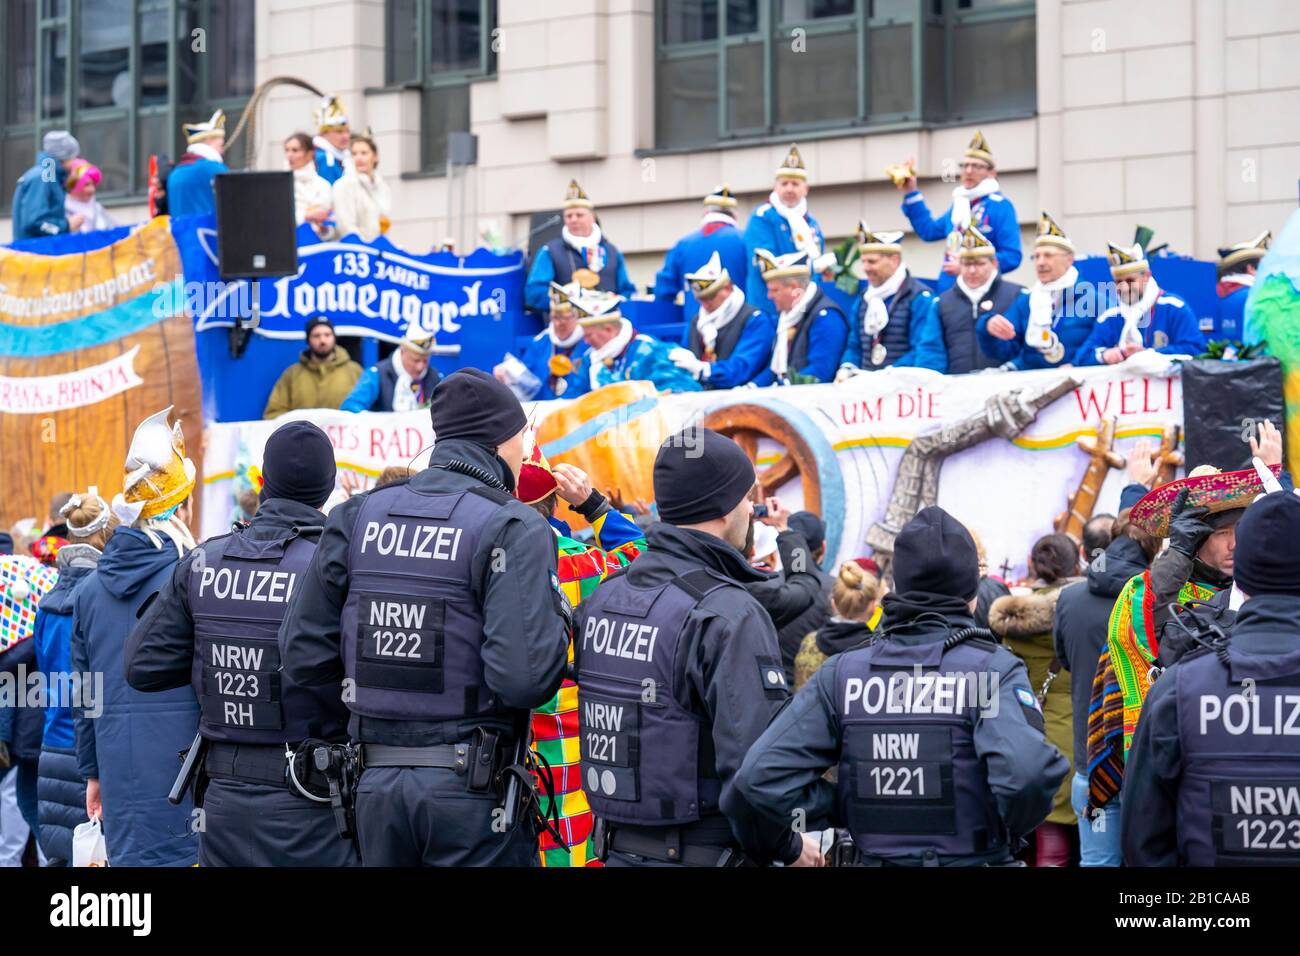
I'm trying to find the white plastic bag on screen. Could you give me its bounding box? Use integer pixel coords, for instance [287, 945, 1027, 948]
[72, 818, 109, 867]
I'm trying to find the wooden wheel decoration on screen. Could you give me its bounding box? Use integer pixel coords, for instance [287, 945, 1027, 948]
[701, 404, 823, 514]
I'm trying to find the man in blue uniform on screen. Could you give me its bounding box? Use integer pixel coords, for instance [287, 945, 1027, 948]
[166, 110, 228, 217]
[1122, 490, 1300, 866]
[342, 323, 444, 412]
[751, 250, 848, 386]
[1214, 230, 1270, 342]
[503, 282, 592, 400]
[978, 212, 1097, 371]
[896, 131, 1022, 292]
[1073, 242, 1205, 366]
[576, 290, 702, 394]
[525, 181, 636, 313]
[312, 95, 351, 187]
[278, 370, 572, 866]
[933, 225, 1028, 374]
[125, 422, 359, 866]
[743, 145, 838, 318]
[838, 224, 945, 375]
[667, 252, 774, 389]
[654, 185, 750, 326]
[734, 506, 1068, 866]
[575, 427, 823, 867]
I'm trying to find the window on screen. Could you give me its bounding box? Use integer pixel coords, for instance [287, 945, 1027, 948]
[0, 0, 255, 213]
[386, 0, 496, 175]
[654, 0, 1035, 148]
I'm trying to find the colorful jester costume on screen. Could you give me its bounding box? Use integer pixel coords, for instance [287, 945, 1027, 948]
[515, 443, 646, 867]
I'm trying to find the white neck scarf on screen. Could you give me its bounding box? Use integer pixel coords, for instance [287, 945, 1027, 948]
[189, 142, 223, 163]
[861, 264, 909, 337]
[313, 135, 349, 165]
[562, 222, 603, 252]
[696, 287, 746, 353]
[771, 282, 819, 377]
[1220, 273, 1255, 289]
[701, 210, 736, 228]
[588, 319, 634, 388]
[1117, 279, 1162, 349]
[1027, 265, 1079, 347]
[956, 269, 998, 308]
[949, 178, 999, 233]
[769, 191, 822, 262]
[548, 324, 584, 349]
[390, 350, 421, 413]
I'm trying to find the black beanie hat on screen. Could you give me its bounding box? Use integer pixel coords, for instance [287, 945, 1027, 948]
[788, 511, 825, 552]
[304, 316, 333, 337]
[654, 427, 755, 525]
[1233, 492, 1300, 598]
[429, 368, 527, 449]
[892, 506, 981, 601]
[261, 421, 337, 508]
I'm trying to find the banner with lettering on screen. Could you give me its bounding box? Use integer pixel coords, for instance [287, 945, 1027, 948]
[0, 216, 204, 530]
[203, 362, 1187, 579]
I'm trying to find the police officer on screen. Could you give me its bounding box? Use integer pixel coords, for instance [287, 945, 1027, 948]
[1122, 491, 1300, 866]
[734, 507, 1069, 866]
[278, 369, 570, 866]
[125, 421, 358, 866]
[574, 427, 823, 867]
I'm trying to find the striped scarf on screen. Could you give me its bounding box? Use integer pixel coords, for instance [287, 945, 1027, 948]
[1086, 572, 1218, 810]
[531, 521, 644, 867]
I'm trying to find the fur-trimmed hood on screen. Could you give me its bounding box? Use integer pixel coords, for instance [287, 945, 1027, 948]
[988, 580, 1080, 639]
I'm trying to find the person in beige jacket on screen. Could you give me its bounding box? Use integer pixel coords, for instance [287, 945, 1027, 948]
[263, 317, 363, 419]
[331, 134, 391, 242]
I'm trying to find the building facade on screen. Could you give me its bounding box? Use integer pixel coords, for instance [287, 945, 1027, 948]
[2, 0, 1297, 292]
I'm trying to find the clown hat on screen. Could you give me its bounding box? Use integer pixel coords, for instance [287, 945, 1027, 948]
[1035, 211, 1074, 253]
[184, 109, 226, 145]
[685, 251, 731, 299]
[112, 407, 196, 525]
[572, 289, 625, 327]
[564, 179, 594, 210]
[959, 224, 996, 260]
[964, 130, 994, 166]
[857, 222, 904, 255]
[1129, 463, 1284, 538]
[754, 248, 811, 281]
[1107, 241, 1148, 278]
[776, 144, 807, 181]
[516, 442, 559, 505]
[315, 95, 350, 133]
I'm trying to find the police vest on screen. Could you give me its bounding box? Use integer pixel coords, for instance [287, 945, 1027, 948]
[688, 302, 759, 363]
[340, 481, 510, 722]
[1175, 646, 1300, 865]
[789, 288, 846, 376]
[575, 569, 727, 827]
[546, 236, 620, 292]
[854, 277, 928, 369]
[189, 527, 349, 744]
[834, 635, 1006, 860]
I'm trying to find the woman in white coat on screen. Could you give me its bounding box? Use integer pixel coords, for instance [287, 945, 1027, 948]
[285, 132, 333, 238]
[331, 134, 391, 242]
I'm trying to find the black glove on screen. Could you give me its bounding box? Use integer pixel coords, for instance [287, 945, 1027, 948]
[1167, 488, 1213, 558]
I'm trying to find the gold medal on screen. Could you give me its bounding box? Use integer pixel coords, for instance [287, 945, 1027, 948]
[871, 343, 887, 366]
[573, 268, 600, 289]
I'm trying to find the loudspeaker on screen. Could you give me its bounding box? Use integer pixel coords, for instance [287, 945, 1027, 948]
[1182, 357, 1286, 472]
[214, 171, 299, 280]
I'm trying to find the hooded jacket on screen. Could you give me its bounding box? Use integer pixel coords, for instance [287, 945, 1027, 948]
[11, 151, 70, 239]
[745, 529, 829, 680]
[1054, 535, 1151, 774]
[792, 617, 873, 691]
[70, 528, 200, 867]
[263, 346, 363, 419]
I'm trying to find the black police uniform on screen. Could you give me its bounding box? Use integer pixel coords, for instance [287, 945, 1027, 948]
[278, 439, 570, 866]
[1123, 593, 1300, 865]
[734, 593, 1069, 866]
[574, 522, 803, 867]
[125, 498, 359, 866]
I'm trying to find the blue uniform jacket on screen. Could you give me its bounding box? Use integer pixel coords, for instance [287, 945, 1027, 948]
[841, 283, 947, 372]
[1215, 286, 1249, 341]
[70, 529, 199, 867]
[517, 330, 593, 401]
[11, 151, 70, 239]
[743, 202, 828, 317]
[1073, 292, 1206, 366]
[978, 277, 1098, 371]
[166, 154, 228, 217]
[654, 221, 750, 324]
[594, 331, 703, 393]
[901, 189, 1022, 291]
[751, 299, 848, 386]
[701, 310, 777, 389]
[525, 243, 637, 313]
[314, 146, 346, 186]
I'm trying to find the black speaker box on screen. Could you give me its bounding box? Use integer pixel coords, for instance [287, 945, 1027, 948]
[213, 171, 299, 279]
[1181, 357, 1286, 472]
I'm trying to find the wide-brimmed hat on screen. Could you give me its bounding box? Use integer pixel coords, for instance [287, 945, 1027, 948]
[1129, 463, 1284, 537]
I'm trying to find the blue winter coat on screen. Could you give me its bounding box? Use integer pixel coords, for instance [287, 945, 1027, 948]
[0, 639, 42, 761]
[71, 528, 200, 867]
[743, 202, 828, 317]
[592, 331, 704, 393]
[1073, 292, 1206, 366]
[340, 358, 442, 412]
[524, 240, 637, 313]
[11, 151, 70, 240]
[166, 153, 228, 217]
[1215, 286, 1249, 341]
[692, 307, 777, 389]
[751, 291, 849, 386]
[654, 220, 750, 324]
[901, 188, 1022, 292]
[517, 330, 593, 401]
[978, 277, 1099, 371]
[841, 281, 947, 372]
